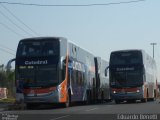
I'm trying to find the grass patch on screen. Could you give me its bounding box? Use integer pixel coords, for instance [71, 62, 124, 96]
[0, 98, 15, 103]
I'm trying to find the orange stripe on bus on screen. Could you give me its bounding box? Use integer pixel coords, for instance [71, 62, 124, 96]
[59, 79, 67, 102]
[59, 53, 69, 103]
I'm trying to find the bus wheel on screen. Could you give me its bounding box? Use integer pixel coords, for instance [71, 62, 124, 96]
[142, 89, 148, 103]
[101, 91, 104, 103]
[26, 103, 36, 109]
[153, 89, 157, 101]
[86, 90, 91, 105]
[141, 98, 147, 103]
[115, 100, 121, 104]
[127, 99, 136, 103]
[64, 91, 71, 108]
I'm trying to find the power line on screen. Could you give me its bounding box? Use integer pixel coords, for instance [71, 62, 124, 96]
[0, 10, 33, 36]
[0, 4, 39, 36]
[0, 44, 16, 52]
[0, 47, 15, 56]
[0, 22, 25, 37]
[0, 0, 146, 7]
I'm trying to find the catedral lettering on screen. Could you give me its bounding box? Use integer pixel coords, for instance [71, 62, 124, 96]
[25, 60, 48, 65]
[116, 67, 134, 71]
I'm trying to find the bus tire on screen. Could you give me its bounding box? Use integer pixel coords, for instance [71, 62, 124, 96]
[141, 98, 147, 103]
[86, 90, 91, 105]
[115, 100, 121, 104]
[26, 103, 31, 109]
[26, 103, 36, 109]
[64, 91, 71, 108]
[142, 89, 148, 103]
[101, 91, 104, 103]
[127, 99, 136, 103]
[153, 89, 157, 101]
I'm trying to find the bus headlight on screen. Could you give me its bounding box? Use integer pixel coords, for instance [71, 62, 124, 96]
[57, 85, 62, 92]
[136, 90, 140, 93]
[113, 91, 116, 94]
[57, 85, 64, 98]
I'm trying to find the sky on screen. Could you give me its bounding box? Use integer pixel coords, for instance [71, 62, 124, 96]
[0, 0, 160, 78]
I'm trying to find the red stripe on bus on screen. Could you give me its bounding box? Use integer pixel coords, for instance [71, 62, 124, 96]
[23, 87, 56, 94]
[111, 88, 139, 92]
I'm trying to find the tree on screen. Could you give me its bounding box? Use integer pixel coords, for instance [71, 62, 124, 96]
[0, 71, 7, 87]
[6, 70, 15, 98]
[0, 65, 15, 98]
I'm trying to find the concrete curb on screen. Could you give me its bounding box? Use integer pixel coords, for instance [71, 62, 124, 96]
[0, 102, 27, 111]
[0, 103, 14, 112]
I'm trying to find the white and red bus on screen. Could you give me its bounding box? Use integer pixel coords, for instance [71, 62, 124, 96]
[109, 49, 158, 104]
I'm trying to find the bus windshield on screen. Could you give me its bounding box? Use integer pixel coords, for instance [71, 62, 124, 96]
[110, 51, 142, 65]
[17, 40, 59, 57]
[110, 67, 143, 88]
[17, 65, 58, 88]
[110, 51, 144, 88]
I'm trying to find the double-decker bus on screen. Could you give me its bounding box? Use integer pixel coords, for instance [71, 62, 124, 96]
[12, 37, 110, 108]
[95, 58, 110, 102]
[109, 49, 158, 104]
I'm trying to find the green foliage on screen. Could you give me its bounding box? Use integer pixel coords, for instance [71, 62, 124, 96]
[0, 98, 15, 103]
[6, 70, 15, 98]
[0, 66, 15, 98]
[0, 71, 7, 87]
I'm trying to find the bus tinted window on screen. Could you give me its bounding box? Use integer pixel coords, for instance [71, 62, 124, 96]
[17, 40, 59, 57]
[110, 51, 142, 65]
[17, 65, 58, 87]
[36, 65, 58, 85]
[110, 68, 143, 87]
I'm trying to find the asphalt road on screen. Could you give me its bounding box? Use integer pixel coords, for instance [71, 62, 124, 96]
[1, 100, 160, 120]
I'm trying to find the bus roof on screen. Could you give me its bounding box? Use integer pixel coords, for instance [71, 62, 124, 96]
[111, 49, 144, 53]
[19, 37, 67, 42]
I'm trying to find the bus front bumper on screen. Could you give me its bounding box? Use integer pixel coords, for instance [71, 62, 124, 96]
[24, 92, 59, 103]
[110, 92, 143, 100]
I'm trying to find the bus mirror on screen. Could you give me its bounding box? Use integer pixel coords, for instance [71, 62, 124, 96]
[105, 66, 109, 76]
[6, 58, 16, 71]
[60, 56, 65, 69]
[105, 69, 107, 76]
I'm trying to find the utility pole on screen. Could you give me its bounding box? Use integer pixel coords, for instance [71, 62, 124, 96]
[150, 43, 157, 59]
